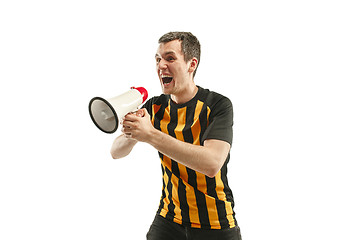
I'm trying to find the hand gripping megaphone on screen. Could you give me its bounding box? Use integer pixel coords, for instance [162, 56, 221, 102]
[89, 87, 148, 134]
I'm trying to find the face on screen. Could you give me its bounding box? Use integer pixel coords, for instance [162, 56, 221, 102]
[155, 40, 196, 96]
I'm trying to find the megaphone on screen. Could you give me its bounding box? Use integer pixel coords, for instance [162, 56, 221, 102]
[89, 87, 148, 134]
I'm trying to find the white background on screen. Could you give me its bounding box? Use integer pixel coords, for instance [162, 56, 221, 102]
[1, 0, 359, 239]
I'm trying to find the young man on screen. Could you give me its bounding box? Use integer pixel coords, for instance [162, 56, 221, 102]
[111, 32, 241, 240]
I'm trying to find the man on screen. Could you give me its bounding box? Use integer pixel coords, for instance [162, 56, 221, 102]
[111, 32, 241, 240]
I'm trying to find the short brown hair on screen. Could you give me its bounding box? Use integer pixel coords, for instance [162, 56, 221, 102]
[158, 32, 201, 77]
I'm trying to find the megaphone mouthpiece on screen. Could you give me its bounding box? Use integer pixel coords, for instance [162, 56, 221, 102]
[131, 86, 148, 103]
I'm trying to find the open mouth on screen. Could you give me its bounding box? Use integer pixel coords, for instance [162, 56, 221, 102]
[161, 75, 173, 85]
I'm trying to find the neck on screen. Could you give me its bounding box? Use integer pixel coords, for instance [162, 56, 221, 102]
[171, 82, 198, 105]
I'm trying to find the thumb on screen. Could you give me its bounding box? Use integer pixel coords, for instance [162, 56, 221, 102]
[136, 108, 146, 117]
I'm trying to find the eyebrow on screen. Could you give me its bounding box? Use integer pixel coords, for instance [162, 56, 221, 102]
[155, 51, 176, 58]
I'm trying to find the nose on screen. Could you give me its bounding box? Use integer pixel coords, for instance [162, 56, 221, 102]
[157, 58, 167, 71]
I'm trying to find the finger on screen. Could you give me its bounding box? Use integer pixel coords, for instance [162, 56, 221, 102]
[136, 109, 145, 117]
[142, 108, 150, 117]
[121, 125, 131, 135]
[122, 125, 131, 133]
[124, 112, 139, 121]
[122, 120, 137, 129]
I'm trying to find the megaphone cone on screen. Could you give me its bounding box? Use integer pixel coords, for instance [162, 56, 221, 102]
[89, 87, 148, 134]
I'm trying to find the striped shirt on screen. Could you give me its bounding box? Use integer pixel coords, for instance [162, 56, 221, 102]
[143, 86, 237, 230]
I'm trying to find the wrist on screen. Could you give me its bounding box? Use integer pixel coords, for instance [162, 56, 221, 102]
[145, 128, 162, 147]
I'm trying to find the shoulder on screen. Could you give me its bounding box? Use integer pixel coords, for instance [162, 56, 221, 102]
[197, 86, 233, 111]
[198, 87, 234, 145]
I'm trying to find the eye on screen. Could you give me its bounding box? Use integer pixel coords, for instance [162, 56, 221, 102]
[167, 56, 175, 62]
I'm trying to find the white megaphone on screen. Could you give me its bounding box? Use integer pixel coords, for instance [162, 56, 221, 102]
[89, 87, 148, 134]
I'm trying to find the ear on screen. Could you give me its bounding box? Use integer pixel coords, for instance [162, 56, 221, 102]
[188, 57, 198, 74]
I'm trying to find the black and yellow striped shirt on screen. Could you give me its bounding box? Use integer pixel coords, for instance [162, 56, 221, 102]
[143, 86, 237, 230]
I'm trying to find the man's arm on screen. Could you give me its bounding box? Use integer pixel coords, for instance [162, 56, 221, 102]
[110, 111, 144, 159]
[148, 132, 230, 178]
[110, 134, 137, 159]
[122, 109, 230, 178]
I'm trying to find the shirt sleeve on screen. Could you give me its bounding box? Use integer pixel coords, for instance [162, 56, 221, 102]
[201, 96, 233, 145]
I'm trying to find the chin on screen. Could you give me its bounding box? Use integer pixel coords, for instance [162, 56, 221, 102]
[161, 83, 175, 95]
[161, 87, 172, 95]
